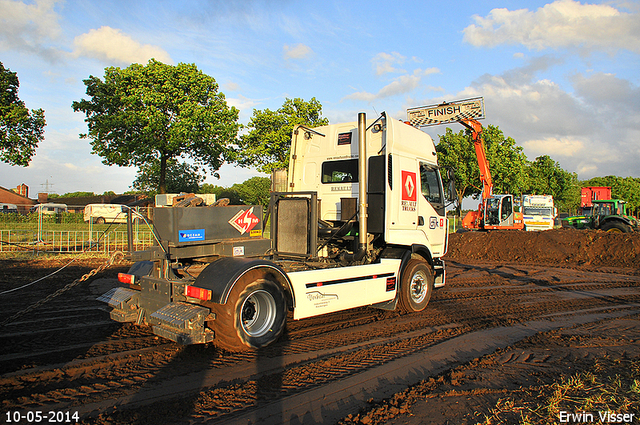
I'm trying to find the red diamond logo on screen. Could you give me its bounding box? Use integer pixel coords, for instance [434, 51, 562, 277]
[401, 171, 417, 201]
[229, 207, 260, 235]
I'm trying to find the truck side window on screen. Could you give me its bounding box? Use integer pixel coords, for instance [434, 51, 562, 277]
[321, 159, 359, 183]
[419, 163, 443, 205]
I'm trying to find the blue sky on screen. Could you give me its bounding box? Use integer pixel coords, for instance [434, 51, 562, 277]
[1, 0, 639, 197]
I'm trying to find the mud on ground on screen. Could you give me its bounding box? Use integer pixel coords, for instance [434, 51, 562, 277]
[342, 228, 640, 425]
[0, 229, 639, 425]
[447, 227, 640, 270]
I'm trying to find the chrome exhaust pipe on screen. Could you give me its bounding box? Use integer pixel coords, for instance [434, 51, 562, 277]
[358, 112, 368, 254]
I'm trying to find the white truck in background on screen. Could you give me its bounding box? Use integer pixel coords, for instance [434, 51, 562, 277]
[522, 195, 557, 231]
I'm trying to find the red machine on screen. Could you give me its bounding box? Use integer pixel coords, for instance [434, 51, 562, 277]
[580, 186, 611, 214]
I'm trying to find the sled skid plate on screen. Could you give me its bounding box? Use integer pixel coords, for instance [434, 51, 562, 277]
[149, 302, 214, 344]
[97, 287, 140, 322]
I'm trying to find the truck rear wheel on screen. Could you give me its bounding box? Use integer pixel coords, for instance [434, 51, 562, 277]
[601, 221, 632, 233]
[398, 259, 433, 313]
[212, 278, 287, 352]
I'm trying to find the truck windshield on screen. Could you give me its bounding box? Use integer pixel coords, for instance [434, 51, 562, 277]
[524, 207, 552, 216]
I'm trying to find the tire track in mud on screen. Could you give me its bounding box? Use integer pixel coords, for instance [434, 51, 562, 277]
[220, 307, 640, 425]
[1, 264, 640, 424]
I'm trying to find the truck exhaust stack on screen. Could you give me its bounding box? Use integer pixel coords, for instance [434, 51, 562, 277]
[358, 112, 368, 256]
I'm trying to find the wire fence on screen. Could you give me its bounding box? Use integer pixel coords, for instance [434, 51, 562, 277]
[0, 206, 157, 255]
[0, 228, 154, 254]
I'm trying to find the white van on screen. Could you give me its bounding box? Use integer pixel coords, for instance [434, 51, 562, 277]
[31, 203, 68, 214]
[84, 204, 128, 224]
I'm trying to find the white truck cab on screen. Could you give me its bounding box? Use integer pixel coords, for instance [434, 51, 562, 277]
[522, 195, 556, 231]
[288, 113, 447, 257]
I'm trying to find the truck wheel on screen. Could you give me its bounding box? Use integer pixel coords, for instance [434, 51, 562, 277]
[601, 221, 631, 233]
[398, 259, 433, 313]
[212, 278, 287, 351]
[95, 217, 105, 224]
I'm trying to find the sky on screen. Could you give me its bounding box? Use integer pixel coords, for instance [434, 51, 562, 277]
[1, 0, 639, 197]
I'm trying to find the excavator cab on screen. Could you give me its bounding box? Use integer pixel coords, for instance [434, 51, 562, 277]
[484, 194, 519, 229]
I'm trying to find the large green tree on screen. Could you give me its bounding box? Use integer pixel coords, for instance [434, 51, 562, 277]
[436, 124, 528, 215]
[234, 97, 329, 173]
[524, 155, 580, 212]
[0, 62, 45, 166]
[435, 127, 479, 214]
[231, 176, 271, 208]
[72, 59, 239, 194]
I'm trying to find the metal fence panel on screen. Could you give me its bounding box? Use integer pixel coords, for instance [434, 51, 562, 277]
[0, 229, 154, 253]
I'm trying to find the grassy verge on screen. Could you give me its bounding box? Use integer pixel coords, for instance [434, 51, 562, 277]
[478, 357, 640, 424]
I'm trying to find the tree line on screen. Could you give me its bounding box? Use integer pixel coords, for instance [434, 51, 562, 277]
[436, 125, 640, 215]
[2, 59, 639, 215]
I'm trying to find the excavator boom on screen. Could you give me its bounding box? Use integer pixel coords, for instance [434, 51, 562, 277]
[460, 119, 492, 200]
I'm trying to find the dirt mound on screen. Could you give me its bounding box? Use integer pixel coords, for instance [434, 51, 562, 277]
[445, 228, 640, 269]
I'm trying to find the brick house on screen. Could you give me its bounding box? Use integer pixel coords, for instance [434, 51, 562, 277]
[0, 185, 36, 213]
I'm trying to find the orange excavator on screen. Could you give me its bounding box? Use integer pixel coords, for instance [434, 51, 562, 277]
[406, 97, 524, 231]
[460, 119, 524, 230]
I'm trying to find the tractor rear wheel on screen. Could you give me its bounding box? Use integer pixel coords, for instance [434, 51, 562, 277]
[601, 221, 632, 233]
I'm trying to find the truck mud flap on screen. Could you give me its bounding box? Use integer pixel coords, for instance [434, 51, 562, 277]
[97, 287, 140, 323]
[434, 259, 445, 288]
[149, 302, 214, 345]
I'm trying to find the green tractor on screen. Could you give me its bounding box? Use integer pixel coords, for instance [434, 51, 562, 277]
[562, 199, 638, 233]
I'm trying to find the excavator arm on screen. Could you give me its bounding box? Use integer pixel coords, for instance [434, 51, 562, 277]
[460, 119, 493, 200]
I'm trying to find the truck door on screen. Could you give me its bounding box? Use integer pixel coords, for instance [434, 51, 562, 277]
[417, 162, 447, 255]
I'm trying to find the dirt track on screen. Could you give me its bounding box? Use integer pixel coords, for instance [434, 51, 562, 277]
[1, 228, 639, 424]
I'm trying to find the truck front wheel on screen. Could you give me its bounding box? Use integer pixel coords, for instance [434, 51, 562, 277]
[212, 278, 287, 351]
[398, 259, 433, 313]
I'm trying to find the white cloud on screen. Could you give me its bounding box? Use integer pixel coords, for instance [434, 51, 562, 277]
[0, 0, 64, 61]
[438, 63, 640, 179]
[226, 95, 261, 120]
[343, 68, 440, 102]
[523, 137, 584, 156]
[63, 163, 81, 171]
[372, 52, 406, 76]
[73, 26, 173, 66]
[577, 164, 598, 175]
[283, 43, 313, 60]
[223, 81, 240, 92]
[463, 0, 640, 53]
